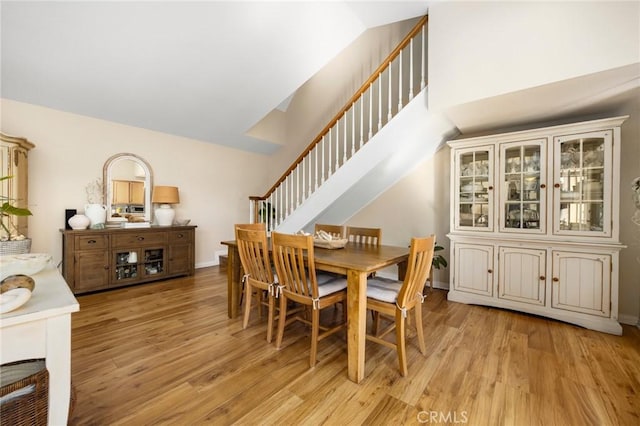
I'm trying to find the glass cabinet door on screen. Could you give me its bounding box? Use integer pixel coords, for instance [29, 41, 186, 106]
[553, 130, 612, 237]
[454, 146, 493, 231]
[143, 248, 165, 277]
[113, 250, 140, 283]
[500, 139, 546, 233]
[112, 247, 165, 284]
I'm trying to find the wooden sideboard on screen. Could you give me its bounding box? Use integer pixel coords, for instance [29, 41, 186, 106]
[61, 225, 196, 294]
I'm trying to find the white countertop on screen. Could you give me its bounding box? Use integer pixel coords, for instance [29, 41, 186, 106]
[0, 265, 79, 328]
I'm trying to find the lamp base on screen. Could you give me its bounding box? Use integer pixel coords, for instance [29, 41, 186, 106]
[154, 204, 175, 226]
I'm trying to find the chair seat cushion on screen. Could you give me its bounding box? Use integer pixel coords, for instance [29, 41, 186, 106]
[317, 277, 347, 297]
[366, 277, 402, 303]
[316, 272, 339, 285]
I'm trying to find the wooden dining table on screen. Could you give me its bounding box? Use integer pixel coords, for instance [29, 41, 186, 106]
[221, 239, 409, 383]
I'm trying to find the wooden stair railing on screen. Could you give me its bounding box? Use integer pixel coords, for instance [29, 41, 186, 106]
[250, 16, 428, 229]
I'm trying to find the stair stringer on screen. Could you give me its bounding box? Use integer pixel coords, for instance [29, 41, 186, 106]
[273, 88, 458, 234]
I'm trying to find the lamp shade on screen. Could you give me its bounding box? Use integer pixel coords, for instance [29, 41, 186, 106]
[152, 186, 180, 204]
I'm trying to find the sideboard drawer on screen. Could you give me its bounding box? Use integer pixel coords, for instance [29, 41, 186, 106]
[112, 232, 167, 247]
[75, 234, 108, 250]
[169, 229, 194, 244]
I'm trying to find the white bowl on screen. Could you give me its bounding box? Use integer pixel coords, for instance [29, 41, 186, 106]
[0, 288, 33, 314]
[0, 253, 52, 281]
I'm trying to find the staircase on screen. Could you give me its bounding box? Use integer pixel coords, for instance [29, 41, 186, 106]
[250, 16, 457, 231]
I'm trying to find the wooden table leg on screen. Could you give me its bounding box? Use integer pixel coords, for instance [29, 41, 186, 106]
[397, 259, 408, 281]
[226, 246, 241, 319]
[346, 269, 367, 383]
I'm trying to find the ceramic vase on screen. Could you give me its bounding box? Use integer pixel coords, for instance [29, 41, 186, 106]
[84, 204, 107, 228]
[68, 214, 90, 230]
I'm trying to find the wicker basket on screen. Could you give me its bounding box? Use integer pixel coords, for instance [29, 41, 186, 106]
[313, 238, 348, 249]
[0, 239, 32, 255]
[0, 359, 49, 426]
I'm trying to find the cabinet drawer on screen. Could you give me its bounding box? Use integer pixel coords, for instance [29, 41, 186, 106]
[75, 234, 108, 250]
[113, 232, 166, 247]
[169, 230, 193, 244]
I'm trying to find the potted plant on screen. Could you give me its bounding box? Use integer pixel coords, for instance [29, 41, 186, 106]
[427, 242, 448, 290]
[0, 175, 33, 254]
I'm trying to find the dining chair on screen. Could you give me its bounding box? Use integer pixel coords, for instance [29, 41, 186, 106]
[314, 223, 345, 239]
[346, 226, 381, 245]
[235, 226, 277, 342]
[234, 222, 267, 305]
[234, 222, 266, 232]
[346, 226, 382, 280]
[365, 235, 435, 376]
[271, 232, 348, 368]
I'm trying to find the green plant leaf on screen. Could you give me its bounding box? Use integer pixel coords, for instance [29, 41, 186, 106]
[1, 202, 32, 216]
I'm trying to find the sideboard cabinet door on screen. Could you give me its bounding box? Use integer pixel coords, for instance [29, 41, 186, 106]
[453, 243, 494, 297]
[498, 246, 546, 306]
[551, 250, 611, 318]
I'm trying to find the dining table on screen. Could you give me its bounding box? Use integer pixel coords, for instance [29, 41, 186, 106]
[221, 238, 410, 383]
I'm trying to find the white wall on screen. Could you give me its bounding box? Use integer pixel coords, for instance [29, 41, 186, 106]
[616, 91, 640, 325]
[265, 18, 420, 184]
[346, 146, 451, 287]
[428, 1, 640, 110]
[0, 99, 268, 268]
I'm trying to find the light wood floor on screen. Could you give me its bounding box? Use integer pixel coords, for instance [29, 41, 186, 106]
[69, 266, 640, 425]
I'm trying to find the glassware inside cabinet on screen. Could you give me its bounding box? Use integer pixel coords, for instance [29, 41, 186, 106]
[502, 144, 541, 231]
[557, 134, 607, 233]
[458, 150, 491, 228]
[144, 248, 164, 275]
[114, 250, 139, 281]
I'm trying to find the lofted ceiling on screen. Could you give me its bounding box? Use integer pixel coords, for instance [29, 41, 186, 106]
[0, 1, 430, 154]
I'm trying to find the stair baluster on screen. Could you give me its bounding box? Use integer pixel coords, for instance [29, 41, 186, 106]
[250, 16, 429, 230]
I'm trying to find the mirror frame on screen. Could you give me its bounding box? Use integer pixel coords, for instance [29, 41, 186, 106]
[103, 153, 153, 223]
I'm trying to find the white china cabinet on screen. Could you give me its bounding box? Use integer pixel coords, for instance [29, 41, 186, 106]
[447, 116, 627, 335]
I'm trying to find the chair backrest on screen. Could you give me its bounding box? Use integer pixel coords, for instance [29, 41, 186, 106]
[314, 224, 344, 239]
[234, 222, 266, 233]
[235, 227, 273, 285]
[271, 232, 319, 299]
[396, 235, 436, 308]
[346, 226, 382, 245]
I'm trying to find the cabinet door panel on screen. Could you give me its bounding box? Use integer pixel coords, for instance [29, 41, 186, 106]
[168, 244, 192, 275]
[75, 251, 109, 291]
[551, 251, 610, 317]
[112, 249, 141, 284]
[454, 244, 494, 296]
[130, 182, 145, 205]
[453, 146, 494, 231]
[499, 139, 546, 234]
[112, 180, 130, 204]
[553, 130, 612, 237]
[498, 247, 545, 305]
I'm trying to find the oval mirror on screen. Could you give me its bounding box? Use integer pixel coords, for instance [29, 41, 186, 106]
[103, 153, 153, 223]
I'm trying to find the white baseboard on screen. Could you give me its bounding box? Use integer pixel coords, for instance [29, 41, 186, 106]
[194, 249, 229, 269]
[618, 313, 639, 326]
[195, 260, 217, 269]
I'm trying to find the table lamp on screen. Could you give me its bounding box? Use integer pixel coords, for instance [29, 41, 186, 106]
[152, 186, 179, 226]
